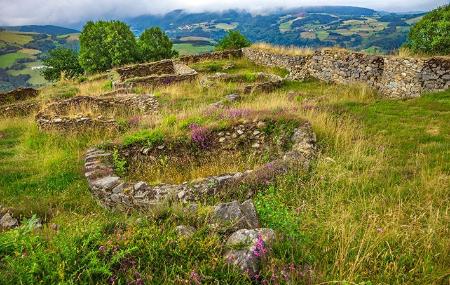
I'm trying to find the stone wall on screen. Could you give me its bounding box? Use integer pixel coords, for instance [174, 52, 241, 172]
[0, 88, 38, 105]
[242, 47, 450, 98]
[0, 101, 40, 117]
[83, 120, 316, 210]
[114, 62, 198, 89]
[115, 60, 175, 81]
[179, 49, 243, 64]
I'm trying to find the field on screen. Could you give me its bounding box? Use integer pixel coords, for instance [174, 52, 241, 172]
[173, 43, 214, 55]
[7, 61, 47, 86]
[0, 51, 30, 68]
[0, 57, 448, 284]
[0, 31, 33, 45]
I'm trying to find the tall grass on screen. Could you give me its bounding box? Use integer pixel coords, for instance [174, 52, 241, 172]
[252, 42, 314, 56]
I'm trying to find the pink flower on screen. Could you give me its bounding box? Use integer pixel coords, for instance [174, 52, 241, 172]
[252, 234, 267, 257]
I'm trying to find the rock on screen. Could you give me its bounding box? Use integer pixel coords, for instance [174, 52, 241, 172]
[226, 94, 241, 102]
[92, 176, 120, 190]
[134, 181, 148, 191]
[251, 143, 260, 148]
[224, 228, 275, 275]
[176, 225, 196, 238]
[0, 213, 18, 229]
[212, 200, 259, 230]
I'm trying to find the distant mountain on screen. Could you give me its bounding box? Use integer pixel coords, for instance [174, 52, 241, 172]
[2, 25, 79, 36]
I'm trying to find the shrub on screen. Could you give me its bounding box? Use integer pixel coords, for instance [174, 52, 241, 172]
[406, 5, 450, 55]
[138, 27, 178, 62]
[215, 30, 251, 51]
[41, 47, 84, 81]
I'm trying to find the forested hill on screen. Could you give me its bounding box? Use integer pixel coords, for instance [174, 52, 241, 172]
[126, 6, 424, 53]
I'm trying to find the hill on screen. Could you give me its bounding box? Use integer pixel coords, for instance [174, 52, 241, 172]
[127, 6, 423, 54]
[0, 28, 79, 92]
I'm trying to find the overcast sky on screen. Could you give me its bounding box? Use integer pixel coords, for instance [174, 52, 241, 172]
[0, 0, 447, 26]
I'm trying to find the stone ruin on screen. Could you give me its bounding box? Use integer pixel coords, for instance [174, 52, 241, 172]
[83, 117, 316, 277]
[203, 72, 284, 94]
[242, 47, 450, 98]
[113, 59, 198, 89]
[0, 87, 40, 117]
[84, 119, 316, 210]
[36, 93, 158, 132]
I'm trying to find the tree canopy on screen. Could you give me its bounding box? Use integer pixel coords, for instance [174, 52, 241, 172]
[138, 27, 178, 62]
[215, 30, 251, 51]
[406, 5, 450, 55]
[41, 47, 84, 81]
[79, 21, 139, 73]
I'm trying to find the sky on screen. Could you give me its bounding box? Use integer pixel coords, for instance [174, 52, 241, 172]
[0, 0, 447, 26]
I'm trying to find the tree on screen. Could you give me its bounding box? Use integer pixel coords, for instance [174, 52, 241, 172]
[406, 5, 450, 55]
[79, 20, 139, 73]
[41, 47, 84, 81]
[138, 27, 178, 62]
[215, 30, 251, 51]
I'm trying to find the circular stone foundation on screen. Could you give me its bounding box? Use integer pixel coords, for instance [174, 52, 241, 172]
[84, 118, 316, 210]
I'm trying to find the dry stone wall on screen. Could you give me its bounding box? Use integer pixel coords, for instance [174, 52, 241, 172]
[115, 60, 176, 81]
[84, 120, 316, 211]
[0, 87, 38, 105]
[242, 47, 450, 98]
[179, 49, 243, 64]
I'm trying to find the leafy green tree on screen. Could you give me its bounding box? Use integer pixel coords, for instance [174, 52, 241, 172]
[215, 30, 251, 51]
[79, 20, 139, 73]
[406, 5, 450, 55]
[41, 47, 84, 81]
[138, 27, 178, 62]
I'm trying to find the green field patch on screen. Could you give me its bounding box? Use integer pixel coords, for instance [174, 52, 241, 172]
[215, 22, 238, 30]
[0, 52, 31, 68]
[173, 43, 214, 55]
[0, 31, 33, 45]
[316, 30, 329, 41]
[7, 61, 47, 86]
[19, 48, 41, 55]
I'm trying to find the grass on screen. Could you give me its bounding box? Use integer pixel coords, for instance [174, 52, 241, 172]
[1, 57, 449, 284]
[251, 42, 314, 56]
[0, 31, 33, 45]
[173, 43, 214, 55]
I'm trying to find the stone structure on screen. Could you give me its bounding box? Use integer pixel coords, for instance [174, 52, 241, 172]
[36, 94, 158, 131]
[114, 60, 197, 89]
[179, 49, 243, 64]
[83, 120, 316, 210]
[0, 100, 40, 117]
[0, 87, 38, 106]
[242, 47, 450, 98]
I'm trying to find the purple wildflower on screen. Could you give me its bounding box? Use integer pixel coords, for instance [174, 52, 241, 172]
[189, 124, 210, 148]
[252, 234, 267, 257]
[99, 245, 106, 253]
[190, 270, 201, 285]
[223, 108, 251, 119]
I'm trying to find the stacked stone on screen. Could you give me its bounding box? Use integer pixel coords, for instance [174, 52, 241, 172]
[84, 120, 316, 208]
[35, 94, 158, 132]
[178, 49, 243, 64]
[242, 47, 450, 98]
[114, 61, 198, 89]
[0, 87, 38, 105]
[0, 100, 40, 117]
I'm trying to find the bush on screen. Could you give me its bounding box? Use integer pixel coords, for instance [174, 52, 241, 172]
[215, 30, 251, 51]
[138, 27, 178, 62]
[79, 20, 139, 73]
[406, 5, 450, 55]
[41, 48, 84, 81]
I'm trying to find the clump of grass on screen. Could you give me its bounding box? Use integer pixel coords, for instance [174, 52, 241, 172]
[123, 128, 165, 147]
[251, 42, 314, 56]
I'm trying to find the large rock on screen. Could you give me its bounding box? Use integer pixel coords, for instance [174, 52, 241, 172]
[0, 212, 18, 229]
[224, 228, 275, 275]
[175, 225, 196, 238]
[212, 200, 259, 230]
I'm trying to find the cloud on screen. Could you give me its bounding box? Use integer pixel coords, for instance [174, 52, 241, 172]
[0, 0, 447, 26]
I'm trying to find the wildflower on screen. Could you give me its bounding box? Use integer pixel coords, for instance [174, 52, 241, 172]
[99, 245, 106, 252]
[252, 234, 267, 257]
[189, 124, 210, 148]
[190, 270, 201, 285]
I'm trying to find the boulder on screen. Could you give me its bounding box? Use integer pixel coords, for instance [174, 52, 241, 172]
[224, 228, 275, 275]
[212, 200, 259, 230]
[175, 225, 196, 238]
[0, 212, 18, 229]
